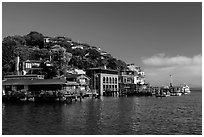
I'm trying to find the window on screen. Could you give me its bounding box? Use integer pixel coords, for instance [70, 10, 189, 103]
[112, 78, 114, 84]
[26, 63, 31, 69]
[103, 77, 105, 83]
[115, 85, 117, 90]
[109, 77, 111, 84]
[79, 79, 85, 83]
[115, 78, 117, 83]
[127, 78, 131, 83]
[103, 85, 106, 90]
[124, 78, 126, 83]
[106, 77, 108, 83]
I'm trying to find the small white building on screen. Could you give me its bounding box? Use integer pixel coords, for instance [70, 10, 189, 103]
[71, 45, 84, 50]
[44, 37, 52, 43]
[74, 69, 86, 74]
[127, 63, 145, 85]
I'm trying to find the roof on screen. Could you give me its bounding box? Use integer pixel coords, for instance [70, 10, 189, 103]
[44, 36, 51, 38]
[4, 74, 42, 78]
[25, 60, 42, 63]
[26, 68, 43, 70]
[65, 82, 79, 86]
[30, 79, 66, 85]
[2, 79, 66, 86]
[88, 68, 118, 72]
[65, 74, 90, 79]
[66, 74, 81, 78]
[3, 79, 31, 85]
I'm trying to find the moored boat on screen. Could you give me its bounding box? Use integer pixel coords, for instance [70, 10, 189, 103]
[170, 92, 182, 96]
[181, 84, 191, 94]
[155, 93, 167, 97]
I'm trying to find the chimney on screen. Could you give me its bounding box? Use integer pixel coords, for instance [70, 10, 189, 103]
[104, 65, 107, 69]
[15, 56, 20, 75]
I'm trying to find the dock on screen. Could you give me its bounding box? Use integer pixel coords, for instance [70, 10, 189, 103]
[2, 90, 99, 104]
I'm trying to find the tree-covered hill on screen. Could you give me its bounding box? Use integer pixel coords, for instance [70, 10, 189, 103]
[2, 31, 127, 78]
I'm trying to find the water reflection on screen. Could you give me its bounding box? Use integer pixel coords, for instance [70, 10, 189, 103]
[83, 98, 103, 134]
[2, 91, 202, 135]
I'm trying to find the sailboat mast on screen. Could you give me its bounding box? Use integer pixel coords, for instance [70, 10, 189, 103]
[170, 74, 173, 87]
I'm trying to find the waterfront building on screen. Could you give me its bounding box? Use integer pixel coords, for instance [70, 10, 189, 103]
[119, 70, 137, 94]
[65, 74, 90, 93]
[127, 63, 145, 85]
[2, 76, 90, 96]
[86, 68, 119, 96]
[2, 73, 90, 95]
[2, 78, 66, 95]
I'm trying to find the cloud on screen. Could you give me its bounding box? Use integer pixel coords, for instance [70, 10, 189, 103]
[142, 53, 201, 67]
[141, 54, 202, 86]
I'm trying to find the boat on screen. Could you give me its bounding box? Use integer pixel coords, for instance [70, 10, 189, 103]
[155, 91, 170, 97]
[170, 92, 182, 96]
[165, 94, 171, 97]
[155, 94, 167, 97]
[181, 84, 191, 94]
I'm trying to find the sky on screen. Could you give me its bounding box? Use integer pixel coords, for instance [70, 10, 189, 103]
[2, 2, 202, 87]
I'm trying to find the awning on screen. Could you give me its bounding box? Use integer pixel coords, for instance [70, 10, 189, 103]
[2, 79, 66, 86]
[30, 79, 66, 85]
[65, 82, 79, 86]
[3, 79, 31, 85]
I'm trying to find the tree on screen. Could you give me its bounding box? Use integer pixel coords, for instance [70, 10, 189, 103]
[40, 63, 58, 79]
[2, 32, 128, 77]
[29, 48, 50, 60]
[85, 48, 101, 60]
[107, 58, 118, 70]
[25, 31, 44, 48]
[71, 48, 86, 57]
[116, 59, 127, 71]
[51, 45, 72, 76]
[2, 35, 28, 75]
[59, 41, 72, 52]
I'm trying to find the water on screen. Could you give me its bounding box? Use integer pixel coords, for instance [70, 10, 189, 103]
[2, 90, 202, 135]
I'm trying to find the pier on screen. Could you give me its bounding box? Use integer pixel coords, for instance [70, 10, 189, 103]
[2, 89, 99, 104]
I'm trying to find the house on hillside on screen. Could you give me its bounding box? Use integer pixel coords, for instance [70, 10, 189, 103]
[100, 51, 108, 55]
[71, 45, 84, 50]
[44, 36, 52, 43]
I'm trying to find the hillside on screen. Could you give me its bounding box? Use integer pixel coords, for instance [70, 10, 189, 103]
[2, 31, 127, 78]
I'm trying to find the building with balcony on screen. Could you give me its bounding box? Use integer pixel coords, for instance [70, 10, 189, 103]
[119, 70, 137, 94]
[127, 63, 145, 85]
[65, 74, 90, 93]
